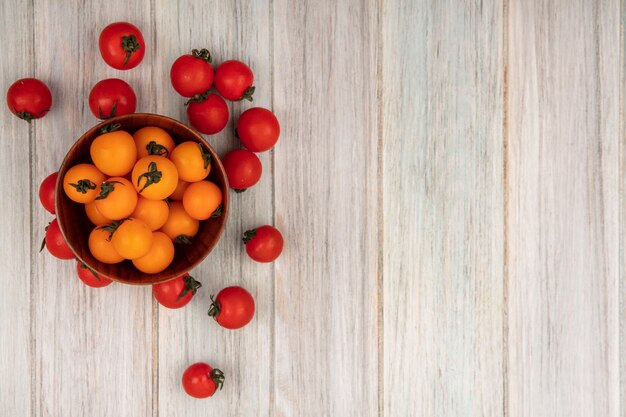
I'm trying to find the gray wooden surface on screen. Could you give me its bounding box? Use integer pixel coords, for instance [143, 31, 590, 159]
[0, 0, 623, 416]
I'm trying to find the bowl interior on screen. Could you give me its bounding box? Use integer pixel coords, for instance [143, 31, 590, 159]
[55, 113, 229, 285]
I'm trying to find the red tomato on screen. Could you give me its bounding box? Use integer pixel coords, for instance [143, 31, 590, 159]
[208, 286, 255, 329]
[41, 218, 75, 260]
[186, 93, 229, 135]
[76, 261, 112, 288]
[182, 363, 224, 398]
[214, 60, 254, 101]
[221, 149, 262, 191]
[98, 22, 145, 70]
[6, 78, 52, 122]
[243, 225, 283, 262]
[89, 79, 137, 119]
[236, 108, 280, 152]
[39, 172, 58, 214]
[170, 49, 214, 97]
[152, 274, 202, 309]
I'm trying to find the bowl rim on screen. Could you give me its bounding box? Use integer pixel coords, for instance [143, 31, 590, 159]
[54, 113, 230, 285]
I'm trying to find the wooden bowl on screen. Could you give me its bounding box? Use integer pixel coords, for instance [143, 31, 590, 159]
[55, 113, 229, 285]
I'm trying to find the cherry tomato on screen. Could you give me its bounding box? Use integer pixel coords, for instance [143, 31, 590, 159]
[132, 231, 175, 274]
[76, 261, 112, 288]
[131, 196, 169, 231]
[63, 164, 106, 204]
[98, 22, 145, 70]
[133, 126, 175, 158]
[208, 286, 255, 329]
[214, 60, 254, 101]
[85, 201, 111, 226]
[169, 179, 189, 201]
[89, 79, 137, 119]
[94, 177, 138, 220]
[131, 156, 178, 200]
[243, 225, 283, 263]
[170, 49, 214, 97]
[159, 201, 199, 243]
[182, 181, 222, 221]
[6, 78, 52, 122]
[236, 107, 280, 152]
[39, 172, 58, 214]
[110, 218, 153, 260]
[186, 93, 229, 135]
[221, 149, 262, 191]
[88, 226, 124, 264]
[40, 219, 74, 260]
[182, 362, 224, 398]
[169, 141, 211, 182]
[90, 129, 137, 175]
[152, 273, 201, 309]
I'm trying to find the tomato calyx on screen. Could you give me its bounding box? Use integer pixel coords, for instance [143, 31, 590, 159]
[210, 204, 223, 218]
[175, 235, 192, 245]
[136, 161, 163, 193]
[242, 229, 257, 244]
[146, 141, 169, 156]
[210, 368, 225, 391]
[191, 48, 212, 63]
[198, 143, 211, 169]
[100, 123, 121, 134]
[184, 90, 209, 106]
[68, 179, 97, 194]
[80, 262, 102, 281]
[207, 294, 221, 318]
[14, 108, 48, 123]
[95, 180, 122, 200]
[97, 220, 124, 241]
[98, 101, 118, 119]
[39, 222, 51, 252]
[121, 34, 141, 67]
[233, 188, 247, 193]
[176, 274, 202, 301]
[238, 86, 255, 102]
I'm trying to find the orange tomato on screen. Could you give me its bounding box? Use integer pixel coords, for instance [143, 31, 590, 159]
[111, 218, 153, 260]
[88, 226, 124, 264]
[94, 177, 138, 220]
[169, 141, 211, 182]
[85, 201, 111, 225]
[90, 130, 137, 176]
[131, 156, 179, 200]
[133, 126, 176, 158]
[182, 181, 222, 220]
[63, 163, 106, 203]
[169, 179, 189, 200]
[132, 231, 175, 274]
[131, 196, 169, 231]
[159, 201, 199, 243]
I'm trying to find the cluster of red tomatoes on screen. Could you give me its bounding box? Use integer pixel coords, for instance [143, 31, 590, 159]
[11, 21, 284, 400]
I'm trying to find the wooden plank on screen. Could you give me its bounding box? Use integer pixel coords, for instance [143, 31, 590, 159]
[154, 1, 273, 415]
[507, 0, 621, 415]
[381, 0, 504, 416]
[31, 2, 155, 416]
[0, 1, 33, 415]
[272, 1, 379, 416]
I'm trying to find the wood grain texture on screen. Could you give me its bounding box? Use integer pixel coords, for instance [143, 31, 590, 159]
[0, 1, 33, 416]
[272, 1, 379, 416]
[381, 0, 505, 415]
[154, 1, 274, 416]
[2, 0, 626, 416]
[507, 0, 621, 416]
[31, 2, 155, 416]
